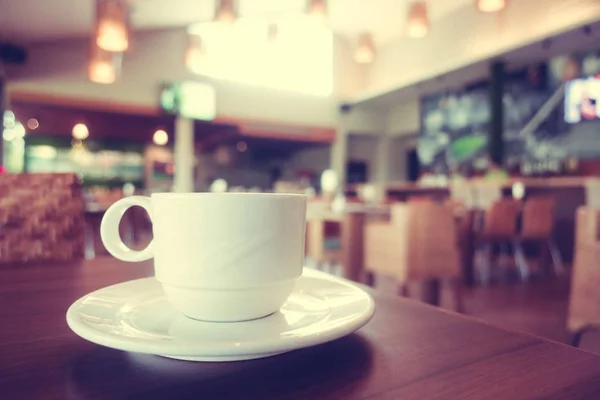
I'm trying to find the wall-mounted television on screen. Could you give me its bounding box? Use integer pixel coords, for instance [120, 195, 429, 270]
[160, 81, 216, 121]
[564, 75, 600, 124]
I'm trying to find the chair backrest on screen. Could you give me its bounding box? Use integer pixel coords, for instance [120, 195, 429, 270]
[483, 199, 521, 239]
[305, 212, 343, 262]
[472, 183, 502, 209]
[585, 179, 600, 208]
[365, 202, 460, 282]
[407, 202, 461, 281]
[0, 173, 85, 264]
[520, 197, 556, 239]
[568, 207, 600, 332]
[450, 183, 476, 209]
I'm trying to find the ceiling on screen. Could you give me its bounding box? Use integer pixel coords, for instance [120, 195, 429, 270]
[0, 0, 470, 46]
[361, 19, 600, 108]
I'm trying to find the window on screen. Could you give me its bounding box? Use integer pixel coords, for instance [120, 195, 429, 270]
[188, 14, 333, 96]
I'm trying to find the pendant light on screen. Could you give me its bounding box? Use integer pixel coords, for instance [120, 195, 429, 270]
[475, 0, 508, 13]
[215, 0, 237, 24]
[88, 44, 122, 84]
[355, 33, 376, 64]
[185, 34, 204, 74]
[95, 0, 130, 52]
[406, 1, 429, 39]
[267, 23, 278, 44]
[307, 0, 327, 21]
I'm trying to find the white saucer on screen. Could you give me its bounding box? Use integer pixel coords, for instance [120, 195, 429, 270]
[66, 268, 375, 362]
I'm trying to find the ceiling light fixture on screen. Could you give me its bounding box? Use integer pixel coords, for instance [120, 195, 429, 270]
[475, 0, 508, 13]
[307, 0, 327, 21]
[88, 44, 122, 84]
[95, 0, 130, 52]
[406, 1, 429, 38]
[267, 23, 279, 43]
[215, 0, 237, 24]
[355, 33, 376, 64]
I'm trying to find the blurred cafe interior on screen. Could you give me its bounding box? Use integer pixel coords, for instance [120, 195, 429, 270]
[4, 0, 600, 387]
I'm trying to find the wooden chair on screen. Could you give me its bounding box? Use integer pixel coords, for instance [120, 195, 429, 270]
[0, 173, 85, 264]
[471, 183, 502, 209]
[305, 209, 367, 282]
[477, 198, 527, 281]
[363, 202, 462, 310]
[567, 207, 600, 347]
[517, 197, 564, 275]
[446, 200, 477, 286]
[305, 213, 343, 267]
[450, 182, 476, 209]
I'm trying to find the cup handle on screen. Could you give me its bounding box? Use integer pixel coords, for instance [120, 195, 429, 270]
[100, 196, 154, 262]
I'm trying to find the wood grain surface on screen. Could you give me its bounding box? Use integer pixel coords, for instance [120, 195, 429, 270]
[1, 257, 600, 399]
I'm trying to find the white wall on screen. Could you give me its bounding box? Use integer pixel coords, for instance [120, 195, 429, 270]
[284, 145, 331, 179]
[386, 99, 420, 137]
[388, 135, 419, 182]
[6, 28, 349, 127]
[342, 105, 386, 135]
[347, 134, 379, 182]
[362, 0, 600, 100]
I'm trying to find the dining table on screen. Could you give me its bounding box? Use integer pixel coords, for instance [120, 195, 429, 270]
[306, 204, 477, 290]
[2, 256, 600, 399]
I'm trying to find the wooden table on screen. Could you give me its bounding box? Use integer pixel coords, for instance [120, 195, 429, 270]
[2, 257, 600, 399]
[307, 206, 477, 289]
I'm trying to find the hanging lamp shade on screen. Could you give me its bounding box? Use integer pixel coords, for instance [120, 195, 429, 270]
[307, 0, 327, 21]
[215, 0, 237, 24]
[88, 43, 122, 84]
[185, 34, 204, 74]
[355, 33, 376, 64]
[95, 0, 130, 52]
[267, 23, 279, 43]
[475, 0, 508, 13]
[406, 1, 429, 38]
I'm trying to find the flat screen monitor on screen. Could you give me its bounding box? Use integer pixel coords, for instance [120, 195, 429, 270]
[564, 75, 600, 124]
[160, 81, 216, 121]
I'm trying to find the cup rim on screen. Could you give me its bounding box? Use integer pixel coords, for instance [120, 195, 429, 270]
[151, 192, 307, 199]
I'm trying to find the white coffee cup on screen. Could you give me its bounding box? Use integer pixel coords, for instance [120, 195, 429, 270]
[100, 193, 307, 322]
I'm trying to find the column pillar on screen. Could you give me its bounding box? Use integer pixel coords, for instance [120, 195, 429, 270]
[375, 133, 390, 183]
[489, 61, 505, 165]
[0, 74, 6, 166]
[330, 123, 348, 194]
[172, 116, 195, 193]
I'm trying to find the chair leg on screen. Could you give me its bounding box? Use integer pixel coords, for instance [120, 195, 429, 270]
[539, 240, 551, 273]
[398, 284, 409, 297]
[569, 329, 585, 347]
[450, 278, 464, 313]
[363, 271, 375, 287]
[513, 240, 530, 281]
[478, 244, 493, 284]
[420, 279, 441, 306]
[547, 239, 565, 275]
